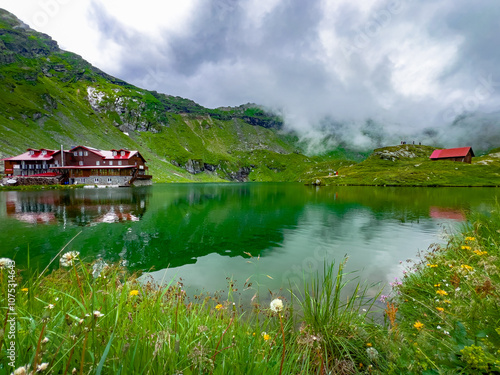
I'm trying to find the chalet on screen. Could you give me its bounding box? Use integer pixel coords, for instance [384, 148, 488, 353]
[2, 146, 152, 186]
[429, 147, 475, 164]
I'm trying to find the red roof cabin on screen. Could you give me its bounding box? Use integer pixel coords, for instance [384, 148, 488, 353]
[429, 147, 475, 164]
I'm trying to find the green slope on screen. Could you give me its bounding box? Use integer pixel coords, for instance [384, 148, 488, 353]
[314, 144, 500, 187]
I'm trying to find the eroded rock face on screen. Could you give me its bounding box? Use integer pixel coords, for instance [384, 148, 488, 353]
[185, 159, 204, 174]
[373, 149, 418, 162]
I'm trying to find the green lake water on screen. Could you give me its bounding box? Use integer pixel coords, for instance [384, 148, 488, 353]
[1, 183, 498, 299]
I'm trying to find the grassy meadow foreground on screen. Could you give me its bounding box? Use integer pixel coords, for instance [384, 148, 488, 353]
[1, 206, 500, 374]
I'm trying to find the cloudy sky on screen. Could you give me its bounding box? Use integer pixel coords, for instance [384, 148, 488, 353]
[1, 0, 499, 149]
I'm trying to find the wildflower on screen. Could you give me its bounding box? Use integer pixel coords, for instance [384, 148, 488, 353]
[0, 257, 13, 269]
[41, 337, 49, 344]
[215, 304, 223, 310]
[262, 333, 270, 341]
[473, 250, 487, 256]
[270, 298, 283, 313]
[465, 237, 476, 241]
[366, 343, 372, 347]
[461, 246, 471, 250]
[72, 368, 77, 375]
[45, 304, 55, 309]
[13, 366, 27, 375]
[436, 307, 444, 312]
[60, 251, 79, 267]
[413, 321, 424, 330]
[366, 347, 379, 360]
[379, 295, 388, 303]
[36, 362, 49, 372]
[436, 289, 448, 296]
[427, 264, 438, 268]
[21, 288, 28, 292]
[461, 264, 473, 271]
[434, 283, 441, 287]
[129, 290, 139, 296]
[444, 299, 451, 304]
[93, 310, 104, 318]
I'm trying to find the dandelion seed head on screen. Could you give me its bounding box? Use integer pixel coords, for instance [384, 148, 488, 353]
[270, 298, 283, 313]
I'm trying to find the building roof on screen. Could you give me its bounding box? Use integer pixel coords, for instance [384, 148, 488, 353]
[69, 146, 143, 160]
[3, 148, 59, 161]
[429, 147, 474, 159]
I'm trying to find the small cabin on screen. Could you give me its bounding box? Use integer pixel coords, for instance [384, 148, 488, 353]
[429, 147, 474, 164]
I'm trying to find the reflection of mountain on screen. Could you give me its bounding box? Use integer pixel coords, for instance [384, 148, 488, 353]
[5, 187, 150, 226]
[117, 184, 307, 269]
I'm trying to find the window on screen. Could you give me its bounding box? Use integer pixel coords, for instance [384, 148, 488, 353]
[94, 178, 99, 183]
[80, 178, 86, 183]
[118, 161, 122, 166]
[74, 152, 78, 156]
[84, 151, 88, 156]
[79, 151, 83, 156]
[96, 161, 100, 166]
[112, 151, 117, 156]
[41, 150, 47, 156]
[107, 178, 112, 183]
[79, 161, 83, 166]
[109, 161, 113, 166]
[121, 151, 125, 156]
[29, 150, 34, 155]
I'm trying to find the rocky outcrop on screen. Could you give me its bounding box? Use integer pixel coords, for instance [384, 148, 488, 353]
[185, 159, 204, 174]
[373, 148, 418, 162]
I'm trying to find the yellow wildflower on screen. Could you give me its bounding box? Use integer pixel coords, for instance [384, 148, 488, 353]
[443, 300, 451, 304]
[21, 288, 28, 292]
[427, 264, 438, 268]
[129, 290, 139, 296]
[461, 246, 471, 250]
[215, 304, 223, 310]
[465, 237, 476, 241]
[263, 333, 270, 341]
[436, 307, 444, 312]
[473, 250, 487, 256]
[436, 289, 448, 296]
[366, 343, 372, 347]
[434, 283, 441, 287]
[461, 264, 473, 271]
[414, 321, 424, 330]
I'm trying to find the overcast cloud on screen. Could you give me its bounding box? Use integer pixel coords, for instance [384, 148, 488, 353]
[1, 0, 499, 151]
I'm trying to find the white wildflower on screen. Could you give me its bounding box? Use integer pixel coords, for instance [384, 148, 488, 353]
[270, 298, 283, 313]
[13, 366, 27, 375]
[60, 251, 80, 267]
[45, 304, 54, 310]
[41, 337, 49, 344]
[366, 347, 379, 361]
[93, 310, 104, 318]
[36, 362, 49, 372]
[0, 257, 13, 269]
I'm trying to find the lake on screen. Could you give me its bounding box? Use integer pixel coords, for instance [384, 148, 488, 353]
[1, 184, 498, 300]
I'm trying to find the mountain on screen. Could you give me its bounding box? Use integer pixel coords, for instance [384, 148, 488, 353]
[0, 8, 357, 183]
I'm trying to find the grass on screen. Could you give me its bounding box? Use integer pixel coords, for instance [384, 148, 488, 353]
[316, 144, 500, 187]
[3, 202, 500, 374]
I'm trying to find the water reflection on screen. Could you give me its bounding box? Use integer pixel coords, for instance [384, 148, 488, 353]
[4, 187, 150, 226]
[1, 184, 498, 296]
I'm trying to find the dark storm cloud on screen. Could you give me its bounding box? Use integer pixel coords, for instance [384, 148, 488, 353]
[87, 0, 500, 152]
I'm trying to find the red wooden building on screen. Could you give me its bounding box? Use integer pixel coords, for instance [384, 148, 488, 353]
[3, 146, 152, 186]
[429, 147, 475, 164]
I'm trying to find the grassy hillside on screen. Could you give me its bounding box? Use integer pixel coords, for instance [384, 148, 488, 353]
[0, 8, 358, 183]
[314, 144, 500, 187]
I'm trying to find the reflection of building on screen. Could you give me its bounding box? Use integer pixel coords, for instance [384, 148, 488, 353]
[5, 188, 149, 225]
[429, 206, 465, 221]
[429, 147, 474, 164]
[2, 146, 152, 186]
